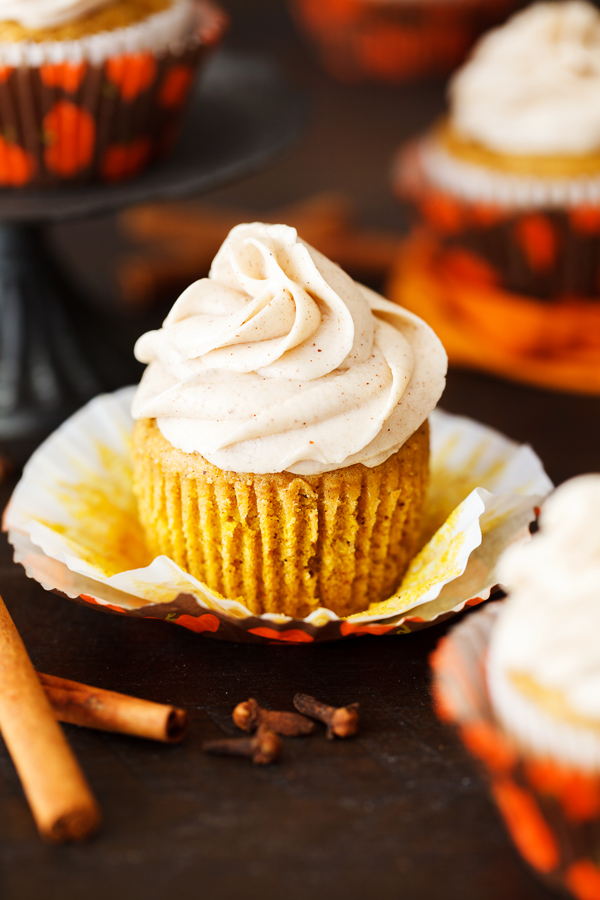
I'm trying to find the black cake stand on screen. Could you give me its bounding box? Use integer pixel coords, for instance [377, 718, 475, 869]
[0, 51, 306, 462]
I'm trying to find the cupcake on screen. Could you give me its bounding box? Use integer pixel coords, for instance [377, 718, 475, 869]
[290, 0, 519, 84]
[391, 1, 600, 394]
[488, 474, 600, 771]
[131, 222, 447, 619]
[432, 475, 600, 898]
[0, 0, 227, 186]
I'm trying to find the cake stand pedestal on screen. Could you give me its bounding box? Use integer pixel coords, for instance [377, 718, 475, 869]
[0, 52, 305, 463]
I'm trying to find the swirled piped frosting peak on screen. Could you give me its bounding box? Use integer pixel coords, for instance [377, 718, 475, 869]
[490, 474, 600, 724]
[132, 223, 447, 475]
[0, 0, 116, 28]
[449, 1, 600, 156]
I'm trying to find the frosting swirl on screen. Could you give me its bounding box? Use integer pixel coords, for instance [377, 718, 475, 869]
[0, 0, 115, 28]
[490, 475, 600, 722]
[450, 1, 600, 156]
[132, 223, 447, 475]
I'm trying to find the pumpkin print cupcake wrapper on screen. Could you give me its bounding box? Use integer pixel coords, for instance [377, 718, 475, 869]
[387, 233, 600, 396]
[0, 1, 227, 186]
[390, 139, 600, 394]
[2, 387, 552, 644]
[431, 604, 600, 900]
[290, 0, 518, 83]
[396, 138, 600, 301]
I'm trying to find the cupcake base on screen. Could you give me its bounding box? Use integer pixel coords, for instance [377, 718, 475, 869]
[132, 417, 430, 618]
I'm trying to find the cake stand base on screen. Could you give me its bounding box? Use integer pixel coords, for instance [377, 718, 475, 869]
[0, 222, 139, 461]
[0, 52, 305, 463]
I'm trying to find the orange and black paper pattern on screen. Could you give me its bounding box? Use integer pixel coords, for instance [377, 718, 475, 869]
[405, 181, 600, 301]
[431, 603, 600, 900]
[0, 4, 226, 187]
[390, 144, 600, 394]
[290, 0, 519, 83]
[388, 233, 600, 394]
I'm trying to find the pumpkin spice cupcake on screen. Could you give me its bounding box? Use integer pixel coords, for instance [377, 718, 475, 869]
[392, 0, 600, 393]
[131, 222, 447, 619]
[0, 0, 227, 186]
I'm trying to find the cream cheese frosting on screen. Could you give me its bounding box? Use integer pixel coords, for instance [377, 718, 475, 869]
[449, 1, 600, 156]
[487, 475, 600, 764]
[0, 0, 115, 28]
[132, 223, 447, 476]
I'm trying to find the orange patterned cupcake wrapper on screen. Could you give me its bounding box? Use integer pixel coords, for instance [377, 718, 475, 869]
[0, 2, 227, 186]
[290, 0, 518, 83]
[395, 139, 600, 305]
[388, 234, 600, 395]
[432, 604, 600, 898]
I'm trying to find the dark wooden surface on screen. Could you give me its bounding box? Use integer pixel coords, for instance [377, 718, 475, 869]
[0, 2, 598, 898]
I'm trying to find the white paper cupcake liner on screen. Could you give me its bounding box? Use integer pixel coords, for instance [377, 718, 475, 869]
[487, 651, 600, 774]
[0, 0, 197, 67]
[408, 135, 600, 210]
[2, 388, 552, 643]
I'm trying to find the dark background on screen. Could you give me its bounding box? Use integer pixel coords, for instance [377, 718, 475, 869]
[0, 2, 597, 898]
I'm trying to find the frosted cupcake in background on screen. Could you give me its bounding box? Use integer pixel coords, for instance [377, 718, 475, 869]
[131, 222, 447, 619]
[290, 0, 519, 83]
[391, 1, 600, 394]
[432, 475, 600, 899]
[0, 0, 227, 186]
[488, 475, 600, 772]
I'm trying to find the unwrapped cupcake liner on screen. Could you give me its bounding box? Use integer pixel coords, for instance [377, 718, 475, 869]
[395, 137, 600, 301]
[413, 136, 600, 210]
[2, 387, 552, 644]
[432, 604, 600, 899]
[289, 0, 518, 83]
[0, 0, 227, 186]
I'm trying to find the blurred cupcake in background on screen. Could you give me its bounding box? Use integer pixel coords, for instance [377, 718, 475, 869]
[391, 1, 600, 393]
[289, 0, 519, 83]
[0, 0, 227, 187]
[432, 474, 600, 899]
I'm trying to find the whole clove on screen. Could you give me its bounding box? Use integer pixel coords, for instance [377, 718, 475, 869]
[233, 698, 316, 737]
[202, 728, 282, 765]
[293, 693, 360, 740]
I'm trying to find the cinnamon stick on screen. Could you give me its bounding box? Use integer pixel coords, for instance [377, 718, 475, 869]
[38, 672, 188, 743]
[0, 595, 101, 843]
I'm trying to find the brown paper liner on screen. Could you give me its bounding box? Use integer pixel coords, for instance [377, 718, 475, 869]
[290, 0, 519, 83]
[431, 603, 600, 900]
[0, 1, 227, 186]
[388, 233, 600, 395]
[131, 417, 430, 619]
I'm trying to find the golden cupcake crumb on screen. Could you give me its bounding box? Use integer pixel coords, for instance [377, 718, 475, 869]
[0, 0, 172, 42]
[438, 119, 600, 179]
[132, 418, 430, 618]
[511, 671, 600, 735]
